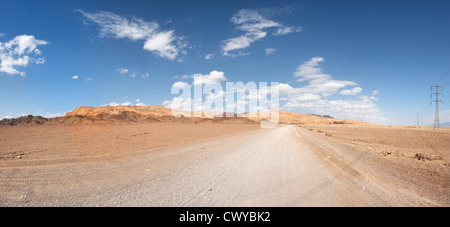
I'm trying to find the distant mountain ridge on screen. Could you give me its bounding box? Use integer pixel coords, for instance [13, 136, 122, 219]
[0, 105, 373, 126]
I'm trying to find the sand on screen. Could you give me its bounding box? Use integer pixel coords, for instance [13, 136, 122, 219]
[0, 122, 259, 166]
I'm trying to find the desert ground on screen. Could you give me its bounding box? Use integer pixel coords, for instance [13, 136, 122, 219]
[0, 122, 449, 206]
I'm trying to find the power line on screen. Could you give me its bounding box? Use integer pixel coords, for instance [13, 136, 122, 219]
[437, 67, 450, 84]
[444, 80, 450, 89]
[442, 93, 450, 102]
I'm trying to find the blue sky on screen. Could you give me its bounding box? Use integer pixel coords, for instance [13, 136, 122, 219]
[1, 0, 450, 125]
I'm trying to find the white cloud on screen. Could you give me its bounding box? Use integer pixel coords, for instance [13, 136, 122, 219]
[281, 57, 384, 123]
[44, 112, 65, 118]
[78, 10, 158, 40]
[116, 68, 128, 74]
[1, 115, 13, 120]
[119, 69, 149, 79]
[339, 87, 363, 96]
[192, 70, 227, 85]
[265, 48, 276, 55]
[101, 99, 148, 107]
[205, 53, 214, 60]
[161, 59, 384, 123]
[163, 71, 227, 113]
[78, 10, 186, 60]
[35, 57, 46, 65]
[86, 77, 93, 81]
[372, 90, 379, 96]
[163, 97, 193, 110]
[135, 98, 147, 106]
[71, 75, 79, 79]
[294, 57, 357, 96]
[143, 30, 178, 60]
[274, 26, 302, 36]
[104, 101, 132, 106]
[222, 9, 300, 56]
[0, 34, 48, 76]
[173, 81, 189, 89]
[121, 102, 132, 106]
[173, 74, 191, 80]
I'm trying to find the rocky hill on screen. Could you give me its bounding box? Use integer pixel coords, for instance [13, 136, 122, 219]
[0, 105, 373, 126]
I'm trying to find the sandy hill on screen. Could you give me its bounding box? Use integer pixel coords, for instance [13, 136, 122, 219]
[245, 110, 338, 124]
[0, 105, 373, 126]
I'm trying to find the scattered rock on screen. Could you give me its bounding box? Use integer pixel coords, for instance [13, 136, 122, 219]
[200, 146, 204, 149]
[414, 153, 429, 161]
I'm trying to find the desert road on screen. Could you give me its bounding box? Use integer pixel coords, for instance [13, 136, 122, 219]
[0, 125, 445, 206]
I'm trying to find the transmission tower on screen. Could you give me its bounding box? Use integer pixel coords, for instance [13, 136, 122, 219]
[431, 85, 443, 128]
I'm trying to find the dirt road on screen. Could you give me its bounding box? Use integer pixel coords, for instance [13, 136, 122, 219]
[0, 125, 447, 206]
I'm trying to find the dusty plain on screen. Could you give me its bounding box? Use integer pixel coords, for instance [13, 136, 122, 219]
[0, 122, 449, 206]
[0, 123, 259, 165]
[299, 124, 450, 205]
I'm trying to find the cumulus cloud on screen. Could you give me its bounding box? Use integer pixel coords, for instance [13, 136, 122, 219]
[44, 112, 65, 118]
[172, 81, 189, 89]
[71, 75, 79, 79]
[163, 97, 193, 111]
[162, 60, 384, 123]
[143, 30, 179, 60]
[164, 70, 228, 113]
[283, 57, 384, 123]
[102, 98, 148, 107]
[135, 98, 147, 106]
[0, 34, 48, 76]
[86, 77, 93, 81]
[78, 10, 186, 60]
[222, 9, 300, 56]
[294, 57, 357, 96]
[104, 101, 132, 106]
[339, 87, 363, 96]
[192, 70, 227, 85]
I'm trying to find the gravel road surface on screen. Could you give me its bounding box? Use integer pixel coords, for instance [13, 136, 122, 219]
[0, 125, 444, 206]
